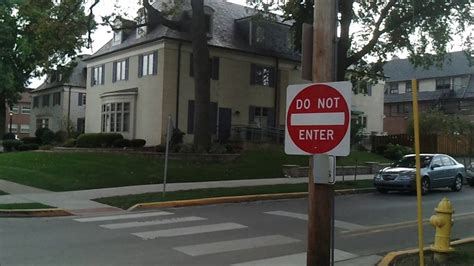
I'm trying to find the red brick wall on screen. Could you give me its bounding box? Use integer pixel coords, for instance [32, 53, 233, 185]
[5, 92, 32, 138]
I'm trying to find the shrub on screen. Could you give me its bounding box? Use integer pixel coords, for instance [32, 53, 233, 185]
[113, 138, 131, 148]
[209, 143, 227, 154]
[155, 144, 166, 152]
[17, 143, 39, 151]
[374, 144, 387, 155]
[21, 137, 40, 144]
[3, 133, 16, 140]
[130, 139, 146, 148]
[2, 140, 23, 152]
[41, 128, 55, 145]
[62, 138, 77, 147]
[170, 128, 185, 147]
[225, 141, 243, 154]
[55, 130, 68, 144]
[76, 133, 124, 148]
[383, 143, 413, 161]
[35, 127, 48, 139]
[178, 144, 194, 153]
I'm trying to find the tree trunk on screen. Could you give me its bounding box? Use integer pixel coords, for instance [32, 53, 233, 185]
[191, 0, 212, 151]
[0, 94, 6, 139]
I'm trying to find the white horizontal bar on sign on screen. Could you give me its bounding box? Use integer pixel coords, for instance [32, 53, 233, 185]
[291, 112, 345, 126]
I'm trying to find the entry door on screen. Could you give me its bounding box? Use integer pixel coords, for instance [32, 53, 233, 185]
[218, 108, 232, 142]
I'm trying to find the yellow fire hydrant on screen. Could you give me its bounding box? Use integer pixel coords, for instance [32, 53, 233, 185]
[430, 197, 454, 262]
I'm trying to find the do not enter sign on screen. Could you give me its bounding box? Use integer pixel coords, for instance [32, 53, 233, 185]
[285, 82, 352, 156]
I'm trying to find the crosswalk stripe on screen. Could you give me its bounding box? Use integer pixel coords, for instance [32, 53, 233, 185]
[264, 211, 368, 231]
[74, 211, 173, 222]
[174, 235, 300, 256]
[132, 223, 247, 240]
[100, 216, 206, 229]
[232, 249, 358, 266]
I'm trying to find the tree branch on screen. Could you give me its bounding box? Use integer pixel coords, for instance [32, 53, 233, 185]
[346, 0, 397, 67]
[87, 0, 100, 48]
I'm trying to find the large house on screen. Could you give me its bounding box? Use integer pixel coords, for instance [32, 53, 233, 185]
[30, 56, 88, 134]
[383, 51, 474, 135]
[5, 90, 32, 138]
[85, 0, 385, 145]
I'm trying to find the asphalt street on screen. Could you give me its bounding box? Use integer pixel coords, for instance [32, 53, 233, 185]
[1, 186, 473, 265]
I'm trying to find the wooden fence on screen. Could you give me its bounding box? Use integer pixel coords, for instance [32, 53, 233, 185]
[371, 134, 474, 156]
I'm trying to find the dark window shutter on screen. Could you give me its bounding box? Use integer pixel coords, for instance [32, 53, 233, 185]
[101, 64, 105, 84]
[112, 62, 117, 83]
[267, 108, 275, 127]
[269, 67, 276, 88]
[189, 53, 194, 77]
[210, 102, 218, 134]
[78, 93, 82, 106]
[187, 100, 195, 134]
[152, 51, 158, 75]
[90, 68, 94, 86]
[211, 57, 219, 80]
[250, 64, 256, 85]
[125, 58, 129, 80]
[138, 55, 143, 78]
[248, 106, 255, 124]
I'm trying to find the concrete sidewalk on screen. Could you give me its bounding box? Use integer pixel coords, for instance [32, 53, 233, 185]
[0, 174, 374, 215]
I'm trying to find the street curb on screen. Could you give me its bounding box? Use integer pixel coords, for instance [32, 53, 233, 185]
[128, 188, 376, 211]
[377, 236, 474, 266]
[0, 208, 73, 218]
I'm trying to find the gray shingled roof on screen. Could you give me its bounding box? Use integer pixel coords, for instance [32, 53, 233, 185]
[384, 51, 474, 102]
[383, 51, 474, 82]
[89, 0, 299, 61]
[33, 55, 89, 92]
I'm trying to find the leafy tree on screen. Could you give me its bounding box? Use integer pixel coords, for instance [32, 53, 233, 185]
[407, 108, 471, 135]
[276, 0, 473, 81]
[0, 0, 92, 137]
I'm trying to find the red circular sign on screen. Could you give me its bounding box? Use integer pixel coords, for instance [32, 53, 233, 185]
[287, 84, 349, 154]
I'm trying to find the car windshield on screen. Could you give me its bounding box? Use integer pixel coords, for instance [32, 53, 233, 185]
[391, 156, 432, 168]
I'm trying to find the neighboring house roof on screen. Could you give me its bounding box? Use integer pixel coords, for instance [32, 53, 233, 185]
[384, 51, 474, 102]
[89, 0, 299, 62]
[32, 55, 90, 93]
[383, 51, 474, 82]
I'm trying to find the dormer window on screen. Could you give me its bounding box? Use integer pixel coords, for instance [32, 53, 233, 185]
[255, 26, 264, 44]
[203, 6, 214, 36]
[112, 19, 123, 46]
[136, 9, 147, 39]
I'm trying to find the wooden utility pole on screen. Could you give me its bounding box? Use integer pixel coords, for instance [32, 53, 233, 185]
[307, 0, 337, 265]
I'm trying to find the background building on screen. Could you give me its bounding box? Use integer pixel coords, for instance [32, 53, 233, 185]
[5, 90, 32, 138]
[30, 56, 89, 135]
[383, 51, 474, 135]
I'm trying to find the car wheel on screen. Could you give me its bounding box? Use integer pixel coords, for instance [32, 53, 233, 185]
[377, 188, 388, 194]
[451, 175, 463, 192]
[421, 177, 430, 195]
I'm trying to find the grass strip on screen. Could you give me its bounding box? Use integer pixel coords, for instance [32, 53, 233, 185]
[0, 203, 54, 210]
[0, 190, 8, 196]
[0, 149, 387, 192]
[95, 180, 373, 210]
[394, 242, 474, 265]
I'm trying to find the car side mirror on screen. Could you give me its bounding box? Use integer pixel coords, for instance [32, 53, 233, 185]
[431, 164, 441, 170]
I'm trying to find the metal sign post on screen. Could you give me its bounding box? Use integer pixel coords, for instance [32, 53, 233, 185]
[163, 115, 172, 197]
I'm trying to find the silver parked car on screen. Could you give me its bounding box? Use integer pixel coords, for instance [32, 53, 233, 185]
[374, 154, 466, 194]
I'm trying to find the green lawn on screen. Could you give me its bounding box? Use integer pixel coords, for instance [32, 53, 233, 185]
[0, 148, 386, 191]
[0, 203, 53, 210]
[95, 180, 373, 209]
[0, 190, 7, 196]
[393, 242, 474, 265]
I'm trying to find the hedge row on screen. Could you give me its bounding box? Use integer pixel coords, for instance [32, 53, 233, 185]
[76, 133, 124, 148]
[2, 140, 39, 152]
